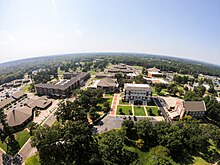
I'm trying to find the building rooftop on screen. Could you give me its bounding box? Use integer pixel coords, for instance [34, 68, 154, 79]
[0, 97, 15, 109]
[11, 91, 25, 100]
[28, 98, 52, 109]
[147, 67, 160, 73]
[7, 107, 32, 127]
[36, 72, 89, 91]
[97, 78, 118, 88]
[184, 101, 206, 112]
[124, 83, 152, 91]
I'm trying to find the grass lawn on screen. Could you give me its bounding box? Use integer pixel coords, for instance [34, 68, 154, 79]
[0, 140, 7, 152]
[152, 86, 157, 96]
[21, 84, 31, 93]
[124, 146, 148, 163]
[15, 129, 30, 148]
[116, 106, 132, 115]
[193, 157, 209, 165]
[25, 154, 41, 165]
[104, 93, 114, 98]
[119, 99, 129, 105]
[0, 129, 30, 152]
[146, 106, 159, 116]
[134, 106, 146, 116]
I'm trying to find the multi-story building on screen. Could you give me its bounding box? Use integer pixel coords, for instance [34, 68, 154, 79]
[124, 83, 152, 105]
[36, 72, 90, 97]
[63, 72, 79, 79]
[107, 63, 137, 74]
[173, 100, 206, 119]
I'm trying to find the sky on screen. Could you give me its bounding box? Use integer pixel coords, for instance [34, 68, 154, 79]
[0, 0, 220, 64]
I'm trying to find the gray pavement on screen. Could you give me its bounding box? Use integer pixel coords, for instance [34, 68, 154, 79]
[94, 115, 162, 134]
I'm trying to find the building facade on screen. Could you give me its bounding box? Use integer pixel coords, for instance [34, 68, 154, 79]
[124, 83, 152, 105]
[174, 100, 206, 119]
[36, 72, 90, 97]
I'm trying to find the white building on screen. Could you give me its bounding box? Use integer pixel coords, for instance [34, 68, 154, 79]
[124, 83, 152, 105]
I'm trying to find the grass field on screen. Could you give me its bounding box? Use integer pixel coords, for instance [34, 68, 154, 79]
[134, 106, 146, 116]
[0, 129, 30, 152]
[193, 157, 209, 165]
[146, 106, 159, 116]
[21, 84, 31, 93]
[15, 129, 30, 148]
[25, 154, 41, 165]
[0, 140, 7, 152]
[116, 106, 132, 115]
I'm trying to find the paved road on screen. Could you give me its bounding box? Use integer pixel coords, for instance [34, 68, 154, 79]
[153, 97, 172, 123]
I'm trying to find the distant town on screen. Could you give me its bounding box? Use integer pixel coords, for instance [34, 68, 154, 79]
[0, 54, 220, 164]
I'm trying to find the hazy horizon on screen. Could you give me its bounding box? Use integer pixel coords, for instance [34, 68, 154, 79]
[0, 0, 220, 65]
[0, 52, 219, 68]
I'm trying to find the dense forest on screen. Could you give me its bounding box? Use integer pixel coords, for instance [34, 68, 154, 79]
[0, 53, 219, 85]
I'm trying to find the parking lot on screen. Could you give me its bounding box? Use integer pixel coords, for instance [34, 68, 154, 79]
[94, 115, 163, 134]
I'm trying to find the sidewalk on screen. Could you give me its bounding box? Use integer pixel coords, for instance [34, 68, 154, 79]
[110, 94, 120, 116]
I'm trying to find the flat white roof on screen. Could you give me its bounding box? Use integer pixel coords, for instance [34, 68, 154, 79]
[89, 80, 100, 88]
[125, 83, 151, 88]
[148, 71, 162, 74]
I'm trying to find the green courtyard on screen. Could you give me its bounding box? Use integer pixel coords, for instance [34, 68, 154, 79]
[146, 106, 160, 116]
[116, 106, 132, 115]
[134, 106, 146, 116]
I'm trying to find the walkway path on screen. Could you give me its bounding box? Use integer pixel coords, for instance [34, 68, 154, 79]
[110, 94, 120, 116]
[131, 104, 134, 116]
[144, 106, 148, 116]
